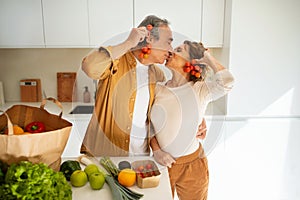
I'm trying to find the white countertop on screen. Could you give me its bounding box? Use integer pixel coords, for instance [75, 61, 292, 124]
[1, 101, 173, 200]
[63, 156, 173, 200]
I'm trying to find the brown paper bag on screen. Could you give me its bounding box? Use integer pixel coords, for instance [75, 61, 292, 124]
[0, 97, 72, 171]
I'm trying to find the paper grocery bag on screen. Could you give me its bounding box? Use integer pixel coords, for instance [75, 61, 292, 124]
[0, 97, 72, 171]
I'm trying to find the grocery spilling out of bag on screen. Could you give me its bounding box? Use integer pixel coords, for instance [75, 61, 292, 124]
[0, 97, 73, 199]
[0, 97, 72, 170]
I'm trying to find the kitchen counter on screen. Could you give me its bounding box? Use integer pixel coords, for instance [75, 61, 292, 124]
[63, 156, 173, 200]
[1, 101, 173, 199]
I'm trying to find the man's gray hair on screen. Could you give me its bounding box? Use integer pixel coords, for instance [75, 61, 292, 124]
[137, 15, 170, 46]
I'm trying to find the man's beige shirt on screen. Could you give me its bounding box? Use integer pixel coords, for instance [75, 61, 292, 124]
[80, 47, 165, 156]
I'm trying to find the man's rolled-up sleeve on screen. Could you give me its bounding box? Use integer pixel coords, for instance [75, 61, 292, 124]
[81, 47, 114, 80]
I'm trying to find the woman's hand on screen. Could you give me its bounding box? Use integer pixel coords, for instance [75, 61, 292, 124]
[193, 49, 212, 66]
[196, 118, 207, 140]
[153, 149, 176, 168]
[194, 49, 225, 72]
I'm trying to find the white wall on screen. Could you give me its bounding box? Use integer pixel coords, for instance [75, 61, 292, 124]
[227, 0, 300, 117]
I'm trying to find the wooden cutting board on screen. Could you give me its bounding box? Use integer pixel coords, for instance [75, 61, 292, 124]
[20, 79, 42, 102]
[57, 72, 76, 102]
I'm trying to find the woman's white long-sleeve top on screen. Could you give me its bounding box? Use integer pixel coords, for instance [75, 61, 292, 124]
[150, 69, 234, 157]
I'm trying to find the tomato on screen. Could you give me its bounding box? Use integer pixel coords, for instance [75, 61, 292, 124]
[146, 24, 153, 31]
[143, 54, 149, 59]
[185, 62, 191, 67]
[139, 52, 144, 59]
[145, 163, 153, 170]
[195, 72, 201, 78]
[142, 47, 149, 53]
[194, 65, 201, 71]
[183, 66, 191, 73]
[137, 165, 144, 172]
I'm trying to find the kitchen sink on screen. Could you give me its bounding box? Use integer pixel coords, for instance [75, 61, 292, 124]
[69, 105, 94, 114]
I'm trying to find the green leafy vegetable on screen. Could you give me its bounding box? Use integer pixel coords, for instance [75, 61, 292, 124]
[0, 161, 72, 199]
[0, 160, 9, 184]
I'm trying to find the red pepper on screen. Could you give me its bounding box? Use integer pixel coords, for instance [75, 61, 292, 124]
[25, 121, 46, 133]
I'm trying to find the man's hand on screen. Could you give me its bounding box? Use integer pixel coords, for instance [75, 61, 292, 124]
[125, 27, 149, 48]
[111, 26, 149, 60]
[196, 118, 207, 140]
[153, 149, 176, 168]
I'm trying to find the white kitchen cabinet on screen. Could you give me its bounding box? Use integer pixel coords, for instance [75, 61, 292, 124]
[201, 0, 225, 47]
[0, 0, 225, 48]
[88, 0, 134, 47]
[0, 0, 45, 48]
[134, 0, 202, 46]
[134, 0, 225, 47]
[42, 0, 89, 47]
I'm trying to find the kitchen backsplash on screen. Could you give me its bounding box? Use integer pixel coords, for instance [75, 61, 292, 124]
[0, 48, 93, 102]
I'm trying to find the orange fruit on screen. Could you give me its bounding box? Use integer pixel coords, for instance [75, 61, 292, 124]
[118, 169, 136, 187]
[4, 125, 25, 135]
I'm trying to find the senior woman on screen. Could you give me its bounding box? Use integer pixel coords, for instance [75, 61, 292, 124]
[150, 41, 234, 200]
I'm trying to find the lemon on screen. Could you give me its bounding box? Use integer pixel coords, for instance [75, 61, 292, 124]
[70, 170, 88, 187]
[89, 172, 105, 190]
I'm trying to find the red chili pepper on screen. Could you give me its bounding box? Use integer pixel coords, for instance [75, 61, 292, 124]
[25, 121, 46, 133]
